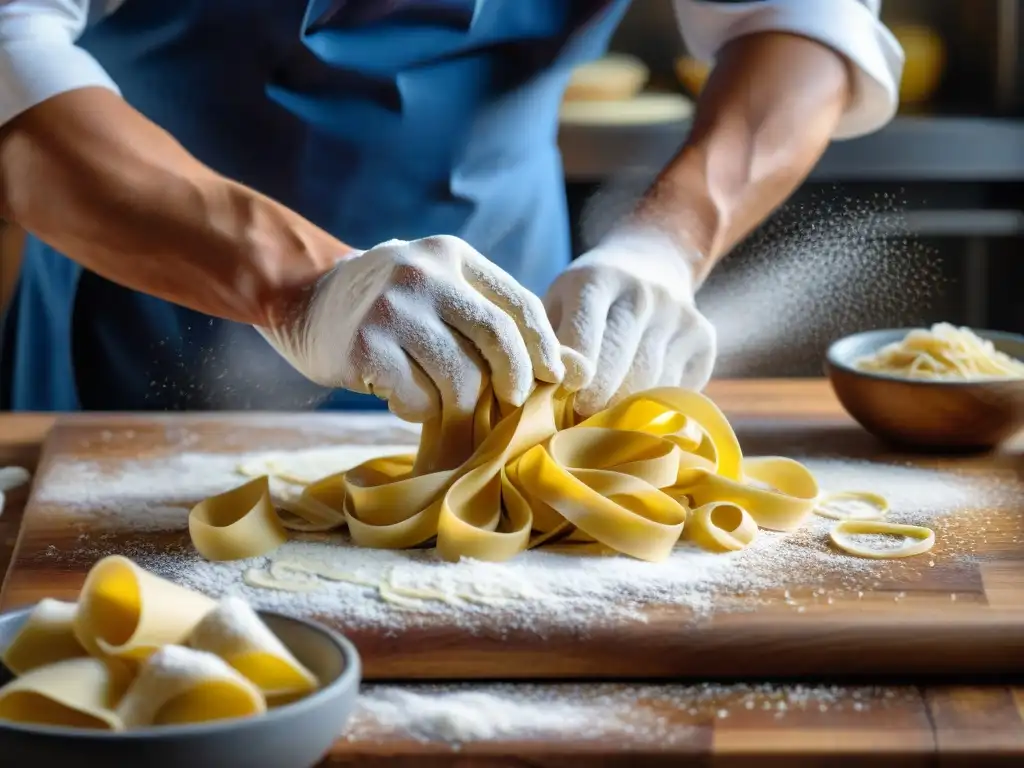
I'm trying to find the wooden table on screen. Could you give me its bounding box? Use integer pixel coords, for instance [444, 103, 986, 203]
[2, 381, 1023, 766]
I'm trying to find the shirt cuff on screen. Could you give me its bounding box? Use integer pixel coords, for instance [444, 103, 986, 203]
[0, 39, 119, 127]
[675, 0, 905, 139]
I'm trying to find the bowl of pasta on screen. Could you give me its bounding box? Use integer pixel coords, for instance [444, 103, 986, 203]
[0, 556, 361, 767]
[825, 324, 1024, 451]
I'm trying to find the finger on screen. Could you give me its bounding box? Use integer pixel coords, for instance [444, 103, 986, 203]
[397, 308, 487, 420]
[679, 315, 717, 391]
[544, 292, 563, 333]
[461, 254, 565, 385]
[426, 278, 535, 408]
[355, 332, 440, 423]
[615, 323, 673, 400]
[559, 344, 593, 393]
[659, 312, 715, 389]
[548, 270, 614, 374]
[575, 291, 649, 417]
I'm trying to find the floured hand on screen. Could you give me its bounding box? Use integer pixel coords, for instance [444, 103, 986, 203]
[258, 235, 564, 423]
[544, 229, 716, 417]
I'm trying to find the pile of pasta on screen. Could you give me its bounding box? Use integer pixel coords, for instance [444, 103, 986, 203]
[855, 323, 1024, 380]
[189, 384, 936, 567]
[0, 556, 318, 731]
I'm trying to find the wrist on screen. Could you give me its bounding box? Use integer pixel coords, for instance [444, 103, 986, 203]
[589, 223, 702, 287]
[194, 177, 354, 327]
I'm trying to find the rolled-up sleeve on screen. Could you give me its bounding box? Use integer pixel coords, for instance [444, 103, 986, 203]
[673, 0, 904, 139]
[0, 0, 119, 127]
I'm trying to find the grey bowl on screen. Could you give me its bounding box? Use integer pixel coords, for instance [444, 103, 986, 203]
[0, 606, 361, 768]
[825, 328, 1024, 451]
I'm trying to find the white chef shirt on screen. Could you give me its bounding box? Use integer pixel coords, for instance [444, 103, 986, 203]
[0, 0, 903, 139]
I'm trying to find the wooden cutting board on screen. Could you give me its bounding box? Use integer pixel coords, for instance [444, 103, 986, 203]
[2, 381, 1023, 681]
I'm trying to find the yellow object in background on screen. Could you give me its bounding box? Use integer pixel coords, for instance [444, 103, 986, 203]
[675, 22, 945, 108]
[674, 56, 709, 96]
[890, 23, 945, 106]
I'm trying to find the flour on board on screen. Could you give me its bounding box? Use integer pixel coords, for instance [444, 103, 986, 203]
[34, 444, 1019, 636]
[345, 682, 920, 744]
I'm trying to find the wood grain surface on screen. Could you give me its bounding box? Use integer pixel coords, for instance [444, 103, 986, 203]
[1, 387, 1023, 766]
[2, 382, 1024, 683]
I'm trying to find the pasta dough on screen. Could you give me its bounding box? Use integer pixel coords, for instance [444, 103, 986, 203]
[855, 323, 1024, 380]
[0, 658, 128, 731]
[1, 599, 85, 675]
[74, 555, 215, 660]
[0, 557, 321, 732]
[188, 597, 317, 699]
[189, 385, 821, 563]
[116, 646, 265, 728]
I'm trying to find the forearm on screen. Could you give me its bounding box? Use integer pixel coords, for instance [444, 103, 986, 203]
[0, 87, 351, 327]
[631, 31, 853, 282]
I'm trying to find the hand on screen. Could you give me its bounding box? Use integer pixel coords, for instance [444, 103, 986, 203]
[259, 235, 565, 423]
[544, 229, 716, 417]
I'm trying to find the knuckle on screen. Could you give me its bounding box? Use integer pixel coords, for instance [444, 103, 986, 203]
[368, 293, 400, 323]
[416, 235, 467, 263]
[390, 260, 428, 288]
[348, 329, 386, 376]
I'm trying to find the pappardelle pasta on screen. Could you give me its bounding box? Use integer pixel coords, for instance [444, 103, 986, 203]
[188, 383, 936, 582]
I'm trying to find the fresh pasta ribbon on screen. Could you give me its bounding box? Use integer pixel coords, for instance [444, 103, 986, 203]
[74, 555, 216, 660]
[188, 597, 318, 700]
[116, 646, 265, 728]
[1, 599, 86, 675]
[190, 476, 288, 561]
[829, 519, 936, 559]
[0, 658, 129, 731]
[683, 503, 759, 553]
[189, 384, 822, 563]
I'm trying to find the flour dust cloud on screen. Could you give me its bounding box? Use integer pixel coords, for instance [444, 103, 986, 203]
[578, 172, 947, 377]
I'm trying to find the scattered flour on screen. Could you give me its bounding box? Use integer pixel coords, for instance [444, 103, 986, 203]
[31, 444, 1020, 636]
[31, 445, 417, 533]
[345, 682, 919, 744]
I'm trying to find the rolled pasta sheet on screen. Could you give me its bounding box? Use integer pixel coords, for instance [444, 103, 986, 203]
[116, 645, 266, 729]
[188, 596, 318, 699]
[74, 555, 216, 660]
[0, 657, 128, 731]
[189, 476, 288, 561]
[2, 599, 86, 675]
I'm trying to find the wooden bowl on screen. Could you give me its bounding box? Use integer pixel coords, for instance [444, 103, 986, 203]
[825, 328, 1024, 451]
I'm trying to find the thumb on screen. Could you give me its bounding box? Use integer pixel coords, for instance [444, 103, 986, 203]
[559, 345, 594, 393]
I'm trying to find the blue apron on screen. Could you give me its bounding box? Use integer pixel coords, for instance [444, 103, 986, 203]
[0, 0, 629, 411]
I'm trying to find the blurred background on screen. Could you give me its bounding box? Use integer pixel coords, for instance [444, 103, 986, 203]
[0, 0, 1021, 380]
[561, 0, 1024, 377]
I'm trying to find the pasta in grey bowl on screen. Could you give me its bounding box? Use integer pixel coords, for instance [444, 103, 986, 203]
[825, 326, 1024, 451]
[0, 607, 361, 768]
